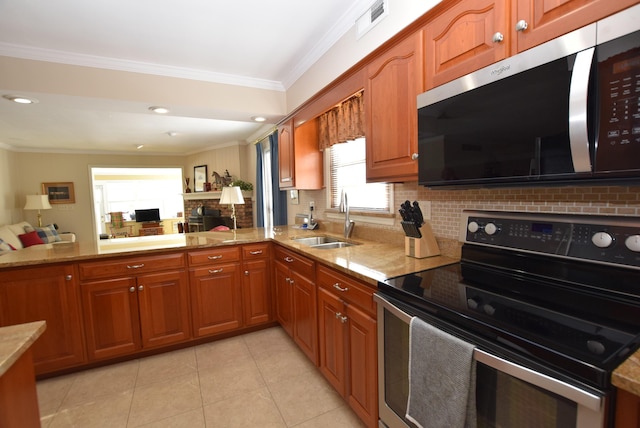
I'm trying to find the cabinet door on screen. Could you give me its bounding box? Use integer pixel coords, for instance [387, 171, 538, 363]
[365, 32, 423, 182]
[278, 120, 295, 188]
[274, 260, 294, 336]
[292, 269, 318, 365]
[0, 264, 85, 374]
[424, 0, 508, 90]
[514, 0, 638, 53]
[242, 258, 272, 326]
[189, 263, 242, 337]
[318, 287, 347, 396]
[346, 303, 378, 428]
[82, 277, 141, 361]
[137, 270, 190, 348]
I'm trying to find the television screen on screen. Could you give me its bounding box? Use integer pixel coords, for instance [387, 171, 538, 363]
[135, 208, 161, 223]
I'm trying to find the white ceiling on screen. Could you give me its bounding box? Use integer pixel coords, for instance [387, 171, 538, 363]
[0, 0, 371, 155]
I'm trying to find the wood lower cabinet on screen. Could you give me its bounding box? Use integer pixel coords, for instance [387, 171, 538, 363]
[242, 243, 272, 326]
[189, 246, 242, 337]
[0, 264, 85, 375]
[317, 265, 378, 428]
[615, 388, 640, 428]
[79, 253, 190, 361]
[274, 245, 318, 364]
[365, 31, 423, 183]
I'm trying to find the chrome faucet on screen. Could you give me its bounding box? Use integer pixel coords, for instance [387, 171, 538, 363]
[339, 190, 355, 239]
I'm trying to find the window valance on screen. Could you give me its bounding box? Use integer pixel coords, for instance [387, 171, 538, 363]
[318, 91, 365, 150]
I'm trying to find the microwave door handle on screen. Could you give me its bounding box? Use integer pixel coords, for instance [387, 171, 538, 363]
[568, 47, 595, 173]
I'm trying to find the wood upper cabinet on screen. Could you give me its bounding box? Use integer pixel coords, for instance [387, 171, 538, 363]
[425, 0, 508, 90]
[316, 265, 378, 428]
[241, 243, 272, 327]
[277, 118, 323, 190]
[273, 245, 318, 365]
[365, 31, 424, 183]
[189, 246, 242, 337]
[425, 0, 637, 90]
[514, 0, 638, 53]
[0, 264, 85, 375]
[80, 253, 190, 361]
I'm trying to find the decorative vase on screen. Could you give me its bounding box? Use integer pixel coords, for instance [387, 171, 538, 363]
[185, 178, 192, 193]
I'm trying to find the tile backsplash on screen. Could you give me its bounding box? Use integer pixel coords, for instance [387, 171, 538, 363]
[295, 182, 640, 256]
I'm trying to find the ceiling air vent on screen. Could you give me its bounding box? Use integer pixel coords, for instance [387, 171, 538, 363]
[356, 0, 389, 40]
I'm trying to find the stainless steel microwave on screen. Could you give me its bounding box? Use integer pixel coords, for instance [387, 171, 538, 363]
[417, 5, 640, 188]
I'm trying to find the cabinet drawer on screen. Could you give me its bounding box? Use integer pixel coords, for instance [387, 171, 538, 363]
[274, 246, 315, 280]
[79, 252, 186, 280]
[317, 265, 375, 315]
[243, 243, 270, 259]
[188, 246, 241, 266]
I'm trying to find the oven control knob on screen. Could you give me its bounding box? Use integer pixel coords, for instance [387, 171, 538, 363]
[468, 221, 480, 233]
[591, 232, 614, 248]
[483, 304, 496, 316]
[485, 223, 499, 236]
[587, 340, 606, 355]
[467, 298, 481, 310]
[625, 235, 640, 252]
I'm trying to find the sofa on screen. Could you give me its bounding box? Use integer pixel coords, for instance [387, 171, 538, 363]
[0, 221, 76, 253]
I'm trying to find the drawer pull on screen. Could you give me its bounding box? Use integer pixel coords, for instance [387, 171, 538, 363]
[127, 263, 145, 269]
[129, 286, 135, 293]
[209, 268, 224, 274]
[244, 270, 249, 276]
[333, 283, 349, 292]
[65, 275, 73, 281]
[208, 255, 223, 260]
[284, 256, 294, 263]
[249, 250, 263, 255]
[339, 315, 348, 323]
[138, 285, 144, 291]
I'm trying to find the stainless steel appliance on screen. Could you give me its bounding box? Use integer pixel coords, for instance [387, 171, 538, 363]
[376, 210, 640, 427]
[417, 5, 640, 188]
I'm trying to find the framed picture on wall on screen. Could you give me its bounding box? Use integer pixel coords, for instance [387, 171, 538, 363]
[194, 165, 208, 192]
[42, 182, 75, 204]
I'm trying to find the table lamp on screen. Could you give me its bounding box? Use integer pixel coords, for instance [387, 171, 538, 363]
[24, 195, 52, 227]
[219, 186, 244, 231]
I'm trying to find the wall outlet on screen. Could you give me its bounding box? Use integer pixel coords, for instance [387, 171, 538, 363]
[309, 201, 315, 209]
[417, 200, 431, 221]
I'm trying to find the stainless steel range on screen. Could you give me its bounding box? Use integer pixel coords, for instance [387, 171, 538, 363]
[376, 210, 640, 428]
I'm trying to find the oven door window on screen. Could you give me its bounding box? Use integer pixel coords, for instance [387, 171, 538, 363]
[381, 306, 593, 428]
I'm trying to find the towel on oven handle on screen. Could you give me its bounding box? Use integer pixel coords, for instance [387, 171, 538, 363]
[406, 316, 477, 428]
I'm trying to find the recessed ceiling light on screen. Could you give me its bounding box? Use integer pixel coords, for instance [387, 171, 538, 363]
[252, 116, 267, 122]
[136, 145, 144, 150]
[149, 106, 169, 114]
[3, 95, 39, 104]
[167, 131, 177, 137]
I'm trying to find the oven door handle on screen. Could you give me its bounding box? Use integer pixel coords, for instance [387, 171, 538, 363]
[475, 349, 603, 413]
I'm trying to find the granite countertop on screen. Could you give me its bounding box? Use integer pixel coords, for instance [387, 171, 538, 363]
[0, 227, 459, 286]
[613, 350, 640, 396]
[0, 321, 46, 377]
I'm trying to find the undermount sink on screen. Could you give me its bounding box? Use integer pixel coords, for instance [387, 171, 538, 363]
[291, 235, 358, 249]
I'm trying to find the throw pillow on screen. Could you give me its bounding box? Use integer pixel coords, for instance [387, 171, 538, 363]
[24, 224, 62, 244]
[0, 238, 15, 252]
[18, 230, 45, 248]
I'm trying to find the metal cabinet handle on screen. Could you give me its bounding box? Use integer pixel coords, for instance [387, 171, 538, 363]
[129, 286, 135, 293]
[209, 268, 224, 274]
[208, 255, 223, 260]
[138, 285, 144, 291]
[411, 153, 419, 160]
[65, 275, 73, 281]
[284, 256, 294, 263]
[515, 20, 528, 32]
[127, 263, 145, 269]
[244, 270, 249, 276]
[249, 250, 263, 255]
[335, 312, 342, 318]
[333, 283, 349, 292]
[492, 32, 504, 43]
[340, 315, 348, 323]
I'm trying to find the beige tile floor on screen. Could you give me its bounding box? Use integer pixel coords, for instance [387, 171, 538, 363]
[36, 326, 367, 428]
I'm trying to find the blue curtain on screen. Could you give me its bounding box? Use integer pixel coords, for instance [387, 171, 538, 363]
[270, 132, 288, 226]
[255, 142, 265, 227]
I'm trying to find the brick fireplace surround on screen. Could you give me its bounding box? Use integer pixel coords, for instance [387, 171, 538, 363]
[183, 195, 253, 229]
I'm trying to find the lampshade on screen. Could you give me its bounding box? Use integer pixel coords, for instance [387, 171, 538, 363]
[24, 195, 52, 211]
[219, 186, 244, 205]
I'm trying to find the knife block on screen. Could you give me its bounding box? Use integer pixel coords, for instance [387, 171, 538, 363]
[405, 222, 440, 258]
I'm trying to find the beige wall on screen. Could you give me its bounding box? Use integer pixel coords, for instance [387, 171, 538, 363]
[5, 145, 257, 242]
